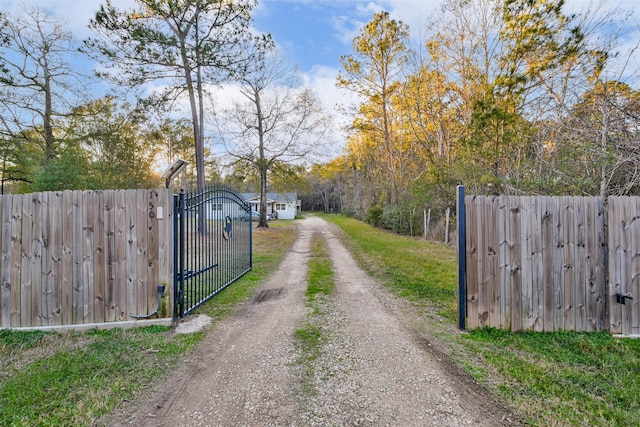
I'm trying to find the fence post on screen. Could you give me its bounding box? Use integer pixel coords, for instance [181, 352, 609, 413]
[456, 185, 466, 330]
[423, 209, 427, 239]
[445, 207, 450, 245]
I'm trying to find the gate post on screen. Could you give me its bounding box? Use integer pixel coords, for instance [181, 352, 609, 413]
[174, 190, 186, 320]
[456, 185, 467, 330]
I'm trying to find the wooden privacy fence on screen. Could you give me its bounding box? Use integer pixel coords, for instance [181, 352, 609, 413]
[0, 189, 173, 329]
[459, 187, 640, 334]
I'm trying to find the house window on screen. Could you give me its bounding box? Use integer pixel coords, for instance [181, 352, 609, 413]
[275, 203, 286, 211]
[211, 203, 223, 211]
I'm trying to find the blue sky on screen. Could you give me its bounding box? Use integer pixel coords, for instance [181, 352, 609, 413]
[251, 0, 432, 72]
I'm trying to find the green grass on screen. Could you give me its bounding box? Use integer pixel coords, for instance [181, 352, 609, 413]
[0, 327, 199, 426]
[320, 213, 640, 426]
[319, 213, 457, 320]
[305, 233, 335, 300]
[0, 219, 299, 427]
[461, 329, 640, 426]
[295, 232, 335, 396]
[0, 329, 49, 350]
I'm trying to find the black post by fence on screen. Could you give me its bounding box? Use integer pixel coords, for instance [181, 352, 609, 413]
[456, 185, 466, 330]
[175, 190, 186, 320]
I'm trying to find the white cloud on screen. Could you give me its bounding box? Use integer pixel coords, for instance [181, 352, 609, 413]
[330, 0, 441, 47]
[252, 0, 269, 15]
[300, 65, 362, 152]
[0, 0, 137, 38]
[301, 65, 356, 113]
[330, 1, 387, 45]
[386, 0, 441, 36]
[331, 14, 366, 45]
[356, 2, 385, 15]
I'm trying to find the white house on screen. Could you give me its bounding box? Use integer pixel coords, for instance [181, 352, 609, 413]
[200, 191, 247, 221]
[241, 192, 299, 220]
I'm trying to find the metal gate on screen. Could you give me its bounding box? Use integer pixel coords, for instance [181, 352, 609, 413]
[174, 184, 252, 318]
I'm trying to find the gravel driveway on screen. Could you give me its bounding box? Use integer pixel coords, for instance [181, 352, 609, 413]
[118, 216, 519, 426]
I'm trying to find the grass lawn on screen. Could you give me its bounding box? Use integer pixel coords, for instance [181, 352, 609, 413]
[320, 213, 640, 427]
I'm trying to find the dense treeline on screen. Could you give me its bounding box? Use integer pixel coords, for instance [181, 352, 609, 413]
[303, 0, 640, 235]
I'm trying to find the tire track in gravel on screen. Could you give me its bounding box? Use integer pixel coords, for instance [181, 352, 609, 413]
[300, 216, 518, 426]
[121, 220, 314, 427]
[118, 216, 519, 426]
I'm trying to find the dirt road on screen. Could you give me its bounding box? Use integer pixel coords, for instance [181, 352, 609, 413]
[118, 216, 518, 426]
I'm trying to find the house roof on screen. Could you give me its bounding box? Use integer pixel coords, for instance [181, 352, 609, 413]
[240, 192, 297, 203]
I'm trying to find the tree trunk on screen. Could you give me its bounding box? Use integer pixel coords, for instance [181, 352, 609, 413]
[43, 60, 55, 162]
[259, 165, 269, 227]
[600, 95, 609, 199]
[179, 31, 206, 233]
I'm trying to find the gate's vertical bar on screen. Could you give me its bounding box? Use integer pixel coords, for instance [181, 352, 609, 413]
[192, 189, 197, 308]
[173, 193, 179, 320]
[178, 190, 186, 318]
[457, 185, 467, 330]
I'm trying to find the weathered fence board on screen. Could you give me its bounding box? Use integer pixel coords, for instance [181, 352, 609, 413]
[465, 196, 479, 329]
[21, 194, 33, 327]
[506, 196, 520, 331]
[476, 196, 488, 328]
[61, 190, 73, 326]
[41, 192, 51, 326]
[608, 196, 640, 335]
[1, 196, 11, 326]
[104, 190, 115, 323]
[521, 197, 534, 330]
[50, 192, 62, 326]
[135, 190, 147, 317]
[561, 197, 571, 330]
[11, 194, 22, 327]
[0, 189, 173, 329]
[498, 196, 509, 329]
[490, 196, 499, 327]
[83, 191, 94, 324]
[631, 198, 640, 335]
[464, 195, 608, 332]
[552, 197, 563, 331]
[93, 190, 105, 323]
[147, 190, 159, 317]
[610, 198, 620, 333]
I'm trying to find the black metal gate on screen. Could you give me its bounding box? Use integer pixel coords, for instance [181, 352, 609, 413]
[174, 184, 252, 319]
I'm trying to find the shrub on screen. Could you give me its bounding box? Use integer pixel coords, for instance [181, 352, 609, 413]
[381, 204, 409, 234]
[365, 205, 383, 227]
[342, 207, 356, 218]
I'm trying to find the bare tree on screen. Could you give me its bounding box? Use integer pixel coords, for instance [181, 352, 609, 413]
[0, 7, 89, 164]
[212, 52, 332, 227]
